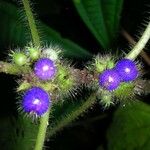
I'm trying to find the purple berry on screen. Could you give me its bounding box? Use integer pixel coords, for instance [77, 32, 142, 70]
[99, 69, 121, 91]
[34, 58, 56, 80]
[115, 59, 138, 82]
[22, 87, 50, 116]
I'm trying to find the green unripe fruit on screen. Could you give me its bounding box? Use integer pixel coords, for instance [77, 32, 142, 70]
[59, 77, 74, 91]
[107, 61, 115, 69]
[28, 48, 40, 60]
[13, 53, 27, 66]
[94, 55, 115, 73]
[95, 61, 106, 73]
[17, 81, 31, 92]
[114, 82, 135, 100]
[95, 56, 106, 72]
[100, 91, 113, 108]
[56, 65, 75, 94]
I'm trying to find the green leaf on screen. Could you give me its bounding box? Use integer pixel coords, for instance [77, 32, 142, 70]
[0, 115, 38, 150]
[13, 116, 39, 150]
[107, 101, 150, 150]
[101, 0, 123, 39]
[0, 1, 91, 59]
[0, 2, 28, 46]
[73, 0, 123, 48]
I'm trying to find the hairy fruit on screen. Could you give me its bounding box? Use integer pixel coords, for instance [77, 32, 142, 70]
[13, 52, 27, 66]
[115, 59, 138, 82]
[99, 69, 121, 91]
[28, 47, 40, 60]
[22, 87, 50, 116]
[34, 58, 56, 80]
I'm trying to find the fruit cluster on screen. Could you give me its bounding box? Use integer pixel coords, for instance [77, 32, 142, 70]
[22, 57, 57, 116]
[12, 46, 76, 117]
[10, 46, 139, 116]
[21, 56, 139, 115]
[98, 59, 138, 91]
[11, 46, 60, 116]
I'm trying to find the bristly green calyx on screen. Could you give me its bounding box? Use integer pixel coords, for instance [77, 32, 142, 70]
[94, 54, 115, 73]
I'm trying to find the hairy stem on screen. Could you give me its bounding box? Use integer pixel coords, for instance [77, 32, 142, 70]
[0, 61, 30, 74]
[22, 0, 48, 150]
[22, 0, 40, 47]
[34, 110, 50, 150]
[122, 29, 150, 65]
[47, 93, 96, 137]
[125, 22, 150, 60]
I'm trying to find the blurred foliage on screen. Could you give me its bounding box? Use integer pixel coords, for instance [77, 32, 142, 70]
[0, 116, 38, 150]
[107, 101, 150, 150]
[73, 0, 123, 48]
[0, 1, 91, 60]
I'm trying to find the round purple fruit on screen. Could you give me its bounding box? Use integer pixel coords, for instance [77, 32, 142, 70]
[34, 58, 56, 80]
[22, 87, 50, 116]
[99, 69, 121, 91]
[115, 59, 138, 82]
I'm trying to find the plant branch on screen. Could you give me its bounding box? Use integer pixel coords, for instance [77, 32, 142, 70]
[0, 61, 30, 74]
[122, 29, 150, 65]
[68, 113, 107, 127]
[22, 0, 40, 47]
[19, 68, 150, 96]
[34, 110, 50, 150]
[47, 93, 97, 138]
[22, 0, 48, 150]
[125, 22, 150, 60]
